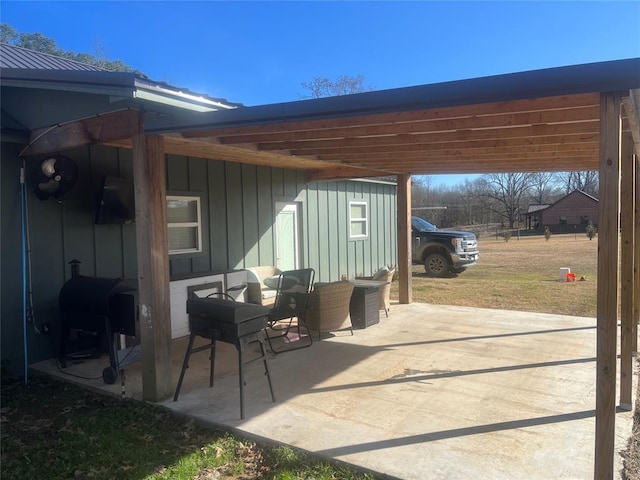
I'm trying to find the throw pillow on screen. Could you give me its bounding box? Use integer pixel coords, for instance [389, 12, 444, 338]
[372, 266, 390, 280]
[264, 276, 280, 289]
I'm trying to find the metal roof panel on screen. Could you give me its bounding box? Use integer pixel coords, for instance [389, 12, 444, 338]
[0, 43, 106, 71]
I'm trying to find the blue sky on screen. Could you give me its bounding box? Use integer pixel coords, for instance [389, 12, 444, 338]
[2, 1, 639, 185]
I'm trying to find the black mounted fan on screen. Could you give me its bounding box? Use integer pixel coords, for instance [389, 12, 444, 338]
[32, 155, 78, 201]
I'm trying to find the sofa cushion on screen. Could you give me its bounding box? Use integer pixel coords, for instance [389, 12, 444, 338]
[264, 276, 280, 289]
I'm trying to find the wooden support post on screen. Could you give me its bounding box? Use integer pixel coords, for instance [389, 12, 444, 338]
[635, 150, 640, 353]
[594, 92, 622, 480]
[132, 123, 173, 402]
[622, 94, 640, 353]
[620, 132, 635, 409]
[397, 174, 412, 304]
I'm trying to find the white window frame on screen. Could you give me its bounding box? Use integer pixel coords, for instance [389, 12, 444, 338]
[349, 201, 369, 240]
[167, 195, 202, 255]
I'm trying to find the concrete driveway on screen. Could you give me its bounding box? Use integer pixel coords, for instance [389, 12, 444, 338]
[34, 303, 635, 479]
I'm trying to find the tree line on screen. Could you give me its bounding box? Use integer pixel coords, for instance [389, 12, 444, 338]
[412, 171, 599, 230]
[1, 23, 139, 73]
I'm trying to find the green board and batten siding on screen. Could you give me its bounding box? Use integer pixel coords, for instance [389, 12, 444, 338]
[1, 143, 397, 372]
[164, 151, 396, 281]
[305, 180, 397, 281]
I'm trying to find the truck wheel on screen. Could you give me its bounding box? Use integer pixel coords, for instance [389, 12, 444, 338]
[424, 253, 450, 277]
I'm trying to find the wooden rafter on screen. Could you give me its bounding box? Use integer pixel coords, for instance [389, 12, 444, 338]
[146, 92, 616, 180]
[26, 109, 140, 157]
[182, 93, 601, 138]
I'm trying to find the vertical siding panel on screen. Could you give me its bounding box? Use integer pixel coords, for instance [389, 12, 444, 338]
[365, 183, 375, 273]
[1, 143, 32, 366]
[355, 181, 366, 276]
[256, 166, 274, 266]
[226, 163, 244, 269]
[271, 169, 285, 198]
[283, 169, 297, 197]
[166, 154, 188, 191]
[306, 183, 321, 279]
[242, 165, 259, 267]
[118, 148, 137, 279]
[327, 182, 339, 280]
[317, 183, 330, 280]
[372, 183, 381, 269]
[93, 146, 125, 278]
[295, 171, 309, 268]
[189, 157, 211, 273]
[376, 184, 385, 268]
[337, 182, 348, 278]
[208, 161, 227, 270]
[390, 185, 397, 266]
[364, 183, 374, 275]
[271, 169, 284, 269]
[385, 184, 394, 268]
[64, 146, 96, 278]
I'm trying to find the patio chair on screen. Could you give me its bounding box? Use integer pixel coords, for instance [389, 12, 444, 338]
[356, 267, 395, 317]
[265, 268, 315, 353]
[305, 281, 355, 340]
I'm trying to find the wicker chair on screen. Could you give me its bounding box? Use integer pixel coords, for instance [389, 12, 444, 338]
[305, 281, 355, 340]
[356, 267, 395, 317]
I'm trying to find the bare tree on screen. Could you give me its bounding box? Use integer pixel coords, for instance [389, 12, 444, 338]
[558, 171, 599, 197]
[529, 172, 556, 203]
[301, 75, 373, 98]
[411, 175, 434, 209]
[478, 173, 535, 228]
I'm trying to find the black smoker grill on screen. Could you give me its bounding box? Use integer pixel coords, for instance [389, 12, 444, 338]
[58, 275, 138, 384]
[173, 297, 276, 419]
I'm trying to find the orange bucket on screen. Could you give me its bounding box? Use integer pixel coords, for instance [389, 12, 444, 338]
[566, 273, 576, 282]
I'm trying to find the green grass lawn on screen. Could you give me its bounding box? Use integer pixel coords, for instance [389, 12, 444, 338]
[400, 233, 598, 317]
[1, 375, 376, 480]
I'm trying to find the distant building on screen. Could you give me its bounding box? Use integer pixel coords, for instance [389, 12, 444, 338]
[525, 190, 598, 233]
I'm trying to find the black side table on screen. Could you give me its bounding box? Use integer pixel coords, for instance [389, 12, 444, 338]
[349, 280, 387, 329]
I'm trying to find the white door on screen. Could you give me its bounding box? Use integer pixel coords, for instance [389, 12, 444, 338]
[275, 202, 299, 271]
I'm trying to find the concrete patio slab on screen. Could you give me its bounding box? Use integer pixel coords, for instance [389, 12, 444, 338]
[32, 303, 636, 479]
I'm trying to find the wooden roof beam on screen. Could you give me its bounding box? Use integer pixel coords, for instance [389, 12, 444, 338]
[257, 132, 601, 152]
[182, 93, 601, 139]
[290, 141, 599, 157]
[318, 151, 598, 162]
[229, 121, 601, 147]
[213, 106, 600, 145]
[374, 157, 598, 168]
[305, 160, 595, 181]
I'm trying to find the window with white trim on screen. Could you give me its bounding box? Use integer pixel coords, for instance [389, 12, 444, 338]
[349, 201, 369, 239]
[167, 195, 202, 254]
